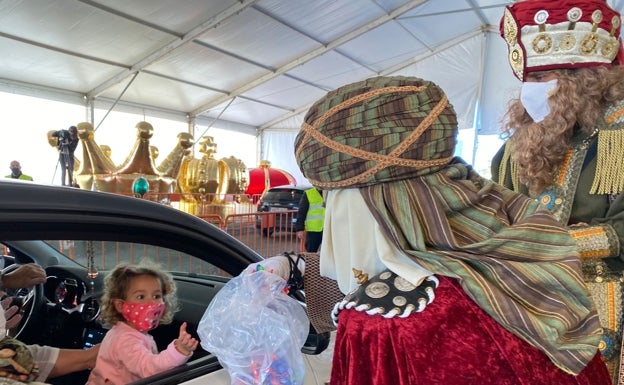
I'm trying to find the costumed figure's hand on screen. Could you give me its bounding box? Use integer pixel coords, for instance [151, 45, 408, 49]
[2, 264, 46, 289]
[331, 270, 439, 325]
[247, 253, 305, 295]
[175, 322, 199, 356]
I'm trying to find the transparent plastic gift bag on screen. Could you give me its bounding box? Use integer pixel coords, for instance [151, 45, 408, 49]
[198, 265, 309, 385]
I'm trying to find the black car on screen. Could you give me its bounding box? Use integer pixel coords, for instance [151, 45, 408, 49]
[0, 179, 329, 385]
[256, 185, 312, 236]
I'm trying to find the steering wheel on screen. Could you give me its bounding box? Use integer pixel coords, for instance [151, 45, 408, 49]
[1, 258, 46, 339]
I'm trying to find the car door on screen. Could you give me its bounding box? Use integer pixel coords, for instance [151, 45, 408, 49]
[0, 181, 331, 385]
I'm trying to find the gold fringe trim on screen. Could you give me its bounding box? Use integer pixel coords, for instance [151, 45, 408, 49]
[590, 129, 624, 194]
[497, 143, 521, 191]
[497, 144, 509, 185]
[510, 150, 520, 191]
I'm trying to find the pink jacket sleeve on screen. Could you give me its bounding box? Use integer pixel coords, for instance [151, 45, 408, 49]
[87, 323, 191, 385]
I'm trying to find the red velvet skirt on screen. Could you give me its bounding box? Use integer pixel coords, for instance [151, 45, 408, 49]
[330, 276, 611, 385]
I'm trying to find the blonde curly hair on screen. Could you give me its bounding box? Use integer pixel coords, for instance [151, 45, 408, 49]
[501, 66, 624, 196]
[99, 261, 179, 327]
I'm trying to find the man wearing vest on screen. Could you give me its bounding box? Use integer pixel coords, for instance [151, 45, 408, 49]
[295, 187, 324, 252]
[5, 160, 33, 181]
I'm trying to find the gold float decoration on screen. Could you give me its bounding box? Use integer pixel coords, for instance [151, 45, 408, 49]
[179, 136, 230, 198]
[132, 175, 149, 198]
[221, 156, 249, 196]
[177, 136, 248, 216]
[46, 121, 192, 197]
[46, 122, 248, 218]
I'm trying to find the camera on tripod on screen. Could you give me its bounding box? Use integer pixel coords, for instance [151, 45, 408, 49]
[53, 128, 75, 152]
[51, 125, 78, 186]
[55, 129, 70, 145]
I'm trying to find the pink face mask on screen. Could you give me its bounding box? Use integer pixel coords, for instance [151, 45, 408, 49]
[121, 301, 165, 332]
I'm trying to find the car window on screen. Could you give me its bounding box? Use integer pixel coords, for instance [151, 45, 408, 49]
[43, 240, 230, 278]
[263, 189, 303, 203]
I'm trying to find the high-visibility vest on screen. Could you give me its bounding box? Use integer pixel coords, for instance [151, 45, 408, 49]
[304, 188, 324, 232]
[5, 174, 33, 181]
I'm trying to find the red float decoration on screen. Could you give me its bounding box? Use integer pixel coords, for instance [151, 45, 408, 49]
[245, 160, 296, 197]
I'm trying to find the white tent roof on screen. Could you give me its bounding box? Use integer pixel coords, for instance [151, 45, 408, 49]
[1, 0, 623, 139]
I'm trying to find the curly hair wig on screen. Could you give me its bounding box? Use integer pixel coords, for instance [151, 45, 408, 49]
[501, 66, 624, 196]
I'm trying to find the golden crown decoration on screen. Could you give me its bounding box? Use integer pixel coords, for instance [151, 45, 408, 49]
[47, 122, 248, 217]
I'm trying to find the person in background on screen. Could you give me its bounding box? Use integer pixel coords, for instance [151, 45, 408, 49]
[294, 187, 324, 252]
[51, 125, 79, 186]
[492, 0, 624, 381]
[86, 262, 198, 385]
[0, 263, 99, 382]
[5, 161, 33, 181]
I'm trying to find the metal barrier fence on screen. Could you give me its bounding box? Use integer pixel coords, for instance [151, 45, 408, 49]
[55, 240, 226, 275]
[115, 191, 306, 257]
[58, 210, 305, 269]
[136, 192, 262, 214]
[218, 211, 305, 257]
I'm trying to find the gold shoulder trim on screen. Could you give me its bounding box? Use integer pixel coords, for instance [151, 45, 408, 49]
[590, 101, 624, 195]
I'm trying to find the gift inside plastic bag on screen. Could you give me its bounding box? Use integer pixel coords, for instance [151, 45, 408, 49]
[198, 265, 309, 385]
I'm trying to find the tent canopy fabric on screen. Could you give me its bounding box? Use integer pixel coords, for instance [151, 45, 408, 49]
[1, 0, 622, 184]
[0, 0, 535, 134]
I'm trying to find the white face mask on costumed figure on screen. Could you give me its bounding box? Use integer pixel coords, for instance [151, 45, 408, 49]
[520, 79, 558, 123]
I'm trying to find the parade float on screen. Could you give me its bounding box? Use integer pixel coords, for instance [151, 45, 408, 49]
[177, 135, 249, 217]
[47, 121, 250, 218]
[244, 160, 297, 200]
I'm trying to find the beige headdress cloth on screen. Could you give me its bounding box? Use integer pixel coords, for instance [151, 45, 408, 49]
[294, 76, 458, 189]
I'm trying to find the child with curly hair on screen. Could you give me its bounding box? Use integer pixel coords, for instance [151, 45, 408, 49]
[86, 262, 198, 385]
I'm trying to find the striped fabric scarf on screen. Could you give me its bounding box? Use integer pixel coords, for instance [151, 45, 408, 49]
[361, 159, 602, 375]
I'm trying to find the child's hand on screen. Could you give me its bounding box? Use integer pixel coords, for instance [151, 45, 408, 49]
[175, 322, 199, 356]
